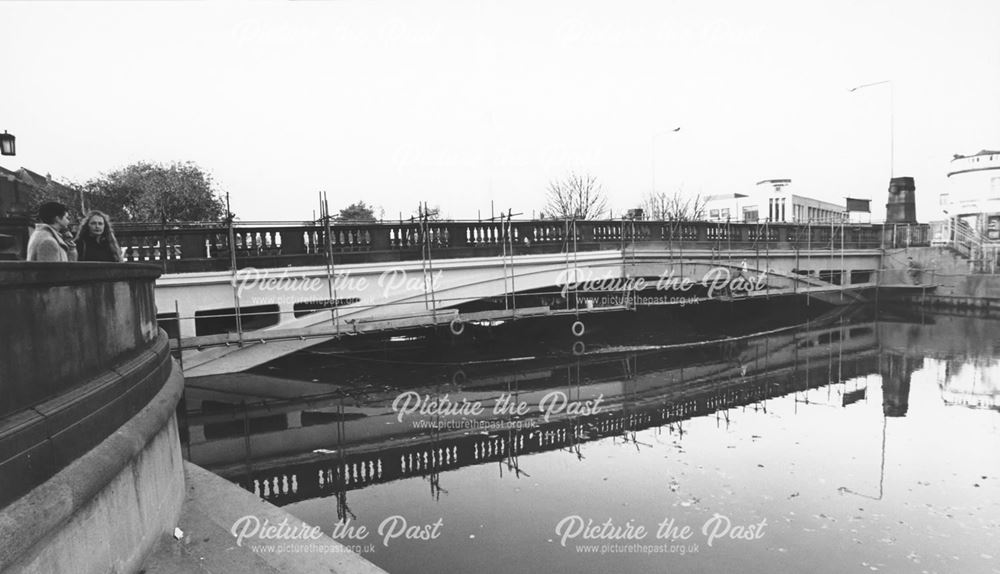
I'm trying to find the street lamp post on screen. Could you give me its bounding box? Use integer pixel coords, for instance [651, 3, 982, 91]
[849, 80, 894, 178]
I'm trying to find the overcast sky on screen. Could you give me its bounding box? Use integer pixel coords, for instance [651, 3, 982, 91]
[3, 0, 998, 222]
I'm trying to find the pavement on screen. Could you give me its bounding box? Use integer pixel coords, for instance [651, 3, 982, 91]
[140, 462, 387, 574]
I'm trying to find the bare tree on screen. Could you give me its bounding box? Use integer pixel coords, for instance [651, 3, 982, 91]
[410, 204, 442, 221]
[641, 188, 707, 221]
[543, 173, 608, 220]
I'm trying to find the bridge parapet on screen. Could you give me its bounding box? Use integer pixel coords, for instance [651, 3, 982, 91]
[114, 219, 930, 273]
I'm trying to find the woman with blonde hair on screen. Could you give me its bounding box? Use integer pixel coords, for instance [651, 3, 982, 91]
[75, 210, 124, 262]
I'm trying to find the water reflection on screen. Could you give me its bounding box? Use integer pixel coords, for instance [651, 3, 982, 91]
[182, 307, 940, 504]
[179, 306, 1000, 574]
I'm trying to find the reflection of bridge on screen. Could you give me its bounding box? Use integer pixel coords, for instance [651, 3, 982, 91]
[183, 313, 918, 508]
[133, 219, 930, 377]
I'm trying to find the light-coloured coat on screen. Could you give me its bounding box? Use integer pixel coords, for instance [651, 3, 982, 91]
[26, 224, 78, 262]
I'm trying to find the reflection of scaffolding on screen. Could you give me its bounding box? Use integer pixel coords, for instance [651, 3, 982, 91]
[793, 319, 872, 409]
[333, 399, 355, 521]
[187, 310, 884, 511]
[838, 416, 888, 501]
[233, 345, 873, 508]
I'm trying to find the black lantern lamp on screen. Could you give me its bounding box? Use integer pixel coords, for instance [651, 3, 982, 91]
[0, 131, 14, 156]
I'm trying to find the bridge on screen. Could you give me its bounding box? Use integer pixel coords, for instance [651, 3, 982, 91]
[114, 218, 932, 377]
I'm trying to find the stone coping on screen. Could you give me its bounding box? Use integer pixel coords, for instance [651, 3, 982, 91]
[0, 261, 162, 286]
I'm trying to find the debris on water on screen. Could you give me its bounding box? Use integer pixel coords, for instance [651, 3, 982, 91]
[788, 492, 799, 498]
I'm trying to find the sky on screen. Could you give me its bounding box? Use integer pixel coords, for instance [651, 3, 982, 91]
[2, 0, 999, 222]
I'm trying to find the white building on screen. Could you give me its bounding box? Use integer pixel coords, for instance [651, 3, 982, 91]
[940, 150, 1000, 240]
[704, 179, 846, 223]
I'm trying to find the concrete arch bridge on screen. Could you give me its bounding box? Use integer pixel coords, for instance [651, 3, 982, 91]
[116, 219, 929, 376]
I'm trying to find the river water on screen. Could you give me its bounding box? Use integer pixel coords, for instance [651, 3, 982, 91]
[181, 301, 1000, 574]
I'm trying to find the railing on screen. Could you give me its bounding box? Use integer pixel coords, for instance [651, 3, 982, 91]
[930, 218, 1000, 273]
[113, 219, 931, 274]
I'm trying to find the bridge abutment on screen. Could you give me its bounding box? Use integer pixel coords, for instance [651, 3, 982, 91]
[0, 262, 185, 573]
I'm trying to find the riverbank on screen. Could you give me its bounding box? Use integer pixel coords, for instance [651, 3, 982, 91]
[141, 461, 387, 574]
[882, 246, 1000, 310]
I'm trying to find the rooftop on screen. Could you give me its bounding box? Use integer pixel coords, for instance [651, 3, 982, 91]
[951, 150, 1000, 161]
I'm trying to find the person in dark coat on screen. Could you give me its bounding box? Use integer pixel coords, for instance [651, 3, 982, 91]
[75, 210, 124, 262]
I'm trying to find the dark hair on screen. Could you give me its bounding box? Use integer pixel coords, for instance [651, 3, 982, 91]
[38, 202, 68, 225]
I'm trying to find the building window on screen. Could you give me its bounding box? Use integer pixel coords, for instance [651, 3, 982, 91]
[991, 177, 1000, 199]
[720, 208, 730, 220]
[710, 209, 720, 218]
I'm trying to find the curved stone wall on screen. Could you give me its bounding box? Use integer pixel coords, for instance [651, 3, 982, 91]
[0, 262, 185, 574]
[0, 262, 161, 418]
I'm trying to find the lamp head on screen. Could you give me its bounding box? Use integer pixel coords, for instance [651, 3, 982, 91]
[0, 131, 14, 156]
